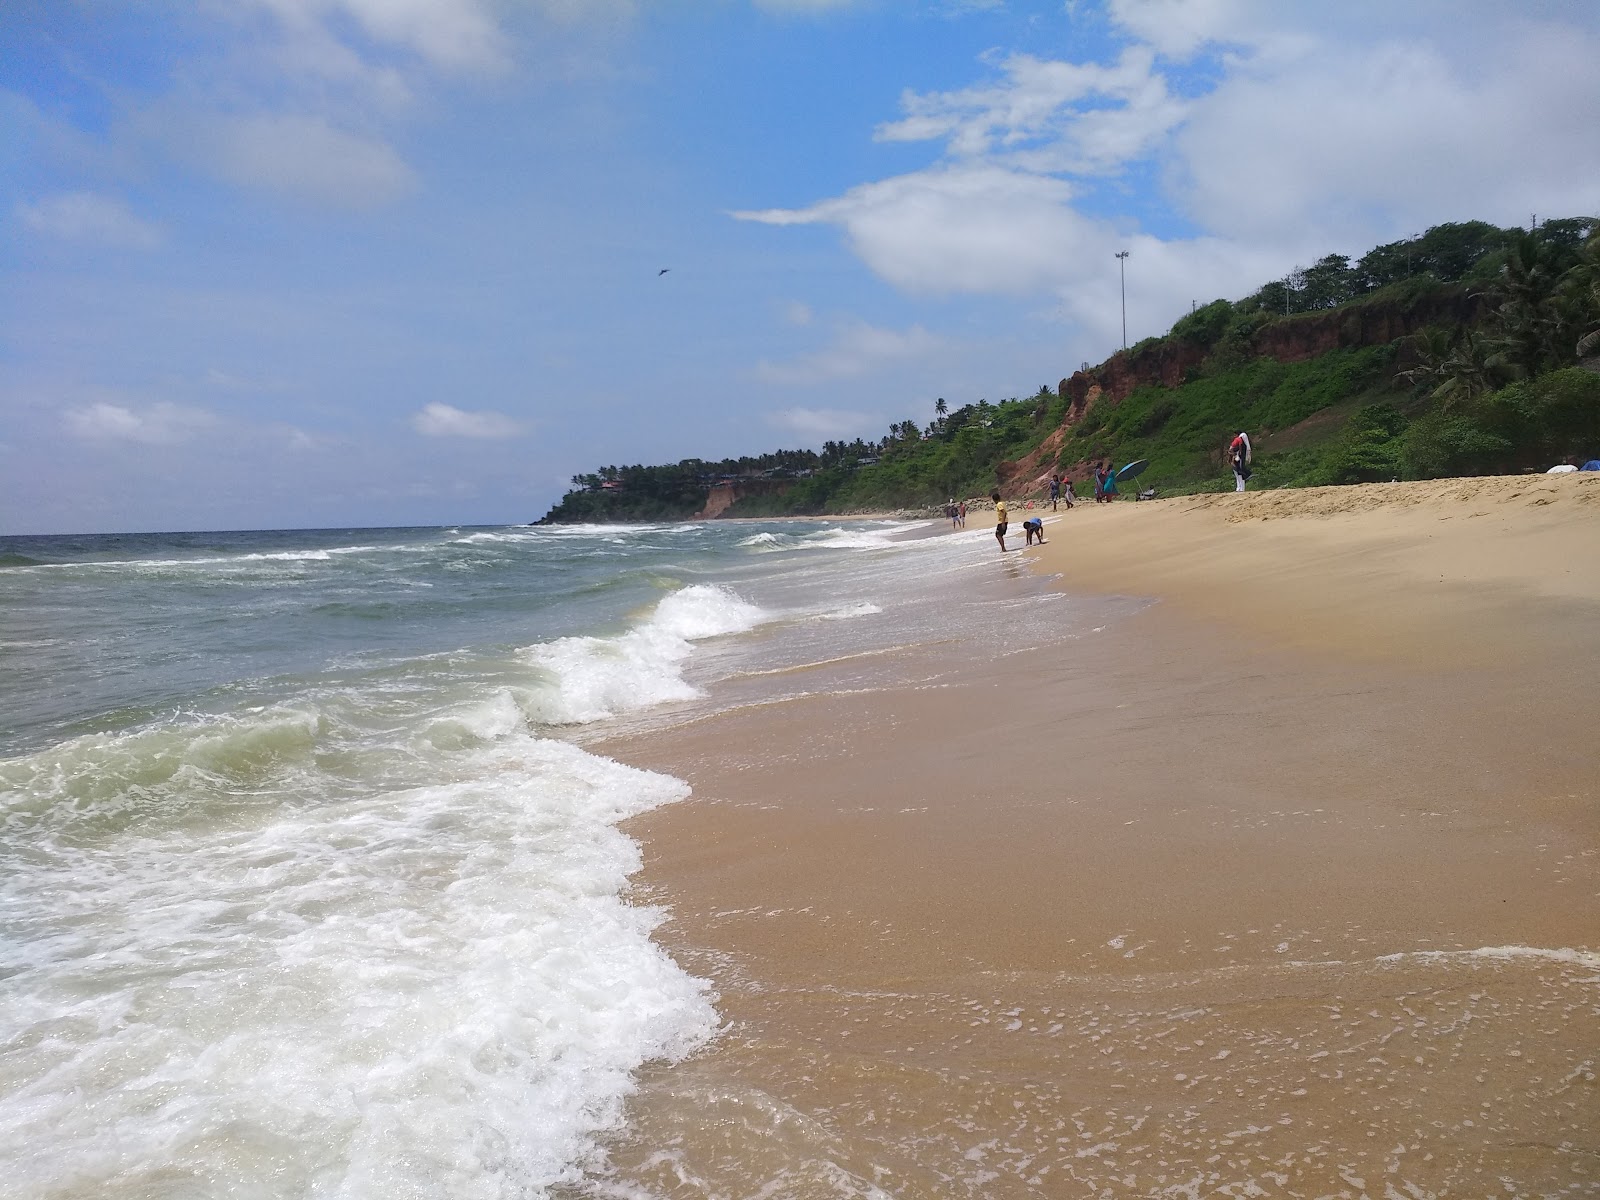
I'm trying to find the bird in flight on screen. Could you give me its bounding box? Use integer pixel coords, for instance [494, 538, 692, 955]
[658, 268, 670, 276]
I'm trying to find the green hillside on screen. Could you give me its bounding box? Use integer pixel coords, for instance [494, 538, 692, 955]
[538, 217, 1600, 523]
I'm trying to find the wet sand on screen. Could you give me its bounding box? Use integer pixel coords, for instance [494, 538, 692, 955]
[584, 476, 1600, 1198]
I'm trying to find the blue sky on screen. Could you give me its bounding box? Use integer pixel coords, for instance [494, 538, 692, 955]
[3, 0, 1598, 533]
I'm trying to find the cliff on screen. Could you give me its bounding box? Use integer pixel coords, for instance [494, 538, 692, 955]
[1059, 285, 1490, 423]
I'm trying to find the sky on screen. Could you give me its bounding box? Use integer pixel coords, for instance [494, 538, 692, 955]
[3, 0, 1598, 533]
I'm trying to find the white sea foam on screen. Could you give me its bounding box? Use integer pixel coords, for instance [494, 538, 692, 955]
[0, 709, 717, 1199]
[1378, 945, 1600, 974]
[799, 523, 921, 550]
[521, 584, 767, 725]
[9, 546, 384, 573]
[736, 523, 923, 554]
[738, 531, 791, 550]
[815, 602, 883, 621]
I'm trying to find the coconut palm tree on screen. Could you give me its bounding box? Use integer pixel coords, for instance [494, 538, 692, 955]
[1561, 232, 1600, 360]
[1399, 327, 1503, 411]
[1490, 230, 1572, 377]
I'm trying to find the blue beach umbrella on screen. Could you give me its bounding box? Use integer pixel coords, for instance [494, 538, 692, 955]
[1114, 459, 1149, 482]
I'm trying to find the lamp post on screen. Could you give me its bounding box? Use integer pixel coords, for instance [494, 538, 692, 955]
[1115, 250, 1130, 350]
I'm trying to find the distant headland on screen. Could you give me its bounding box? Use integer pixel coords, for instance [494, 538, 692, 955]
[537, 217, 1600, 524]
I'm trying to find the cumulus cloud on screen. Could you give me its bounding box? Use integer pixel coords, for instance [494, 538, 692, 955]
[739, 165, 1097, 296]
[1107, 0, 1257, 59]
[876, 47, 1186, 174]
[756, 321, 943, 384]
[65, 401, 217, 445]
[735, 4, 1600, 339]
[1173, 23, 1600, 243]
[767, 407, 875, 437]
[16, 193, 163, 250]
[411, 402, 524, 438]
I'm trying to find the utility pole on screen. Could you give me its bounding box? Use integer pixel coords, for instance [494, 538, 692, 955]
[1115, 250, 1130, 350]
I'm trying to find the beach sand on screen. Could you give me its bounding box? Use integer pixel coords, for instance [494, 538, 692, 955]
[583, 475, 1600, 1198]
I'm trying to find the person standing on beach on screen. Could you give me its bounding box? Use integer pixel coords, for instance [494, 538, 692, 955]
[958, 500, 967, 527]
[991, 490, 1009, 551]
[1102, 464, 1119, 502]
[1048, 475, 1061, 510]
[1062, 476, 1075, 508]
[1092, 465, 1105, 503]
[1229, 432, 1252, 492]
[947, 499, 960, 529]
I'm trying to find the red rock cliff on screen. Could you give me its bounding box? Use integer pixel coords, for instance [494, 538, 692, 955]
[1059, 286, 1489, 418]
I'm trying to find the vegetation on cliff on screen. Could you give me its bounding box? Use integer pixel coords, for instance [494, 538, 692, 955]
[539, 216, 1600, 522]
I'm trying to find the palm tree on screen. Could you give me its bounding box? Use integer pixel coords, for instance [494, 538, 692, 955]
[1561, 232, 1600, 360]
[934, 397, 947, 419]
[1489, 230, 1571, 376]
[1399, 327, 1503, 410]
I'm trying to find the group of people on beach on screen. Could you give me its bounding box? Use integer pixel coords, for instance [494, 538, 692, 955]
[982, 430, 1258, 551]
[944, 499, 968, 529]
[1092, 463, 1120, 502]
[990, 491, 1047, 551]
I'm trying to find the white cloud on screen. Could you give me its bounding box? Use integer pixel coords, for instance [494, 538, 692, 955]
[250, 0, 511, 72]
[736, 4, 1600, 334]
[16, 193, 163, 250]
[767, 407, 874, 438]
[411, 402, 524, 438]
[65, 401, 217, 445]
[756, 321, 943, 384]
[738, 165, 1098, 296]
[151, 111, 417, 208]
[876, 47, 1186, 174]
[1173, 23, 1600, 243]
[1107, 0, 1256, 59]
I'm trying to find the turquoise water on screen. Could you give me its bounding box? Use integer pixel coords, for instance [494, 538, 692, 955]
[0, 518, 1083, 1198]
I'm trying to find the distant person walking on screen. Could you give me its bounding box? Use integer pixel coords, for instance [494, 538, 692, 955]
[1092, 464, 1106, 503]
[947, 499, 960, 528]
[1048, 475, 1061, 510]
[958, 500, 967, 527]
[992, 490, 1009, 551]
[1061, 476, 1075, 508]
[1229, 432, 1252, 492]
[1102, 464, 1119, 501]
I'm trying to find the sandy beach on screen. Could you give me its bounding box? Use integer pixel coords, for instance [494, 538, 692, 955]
[587, 474, 1600, 1198]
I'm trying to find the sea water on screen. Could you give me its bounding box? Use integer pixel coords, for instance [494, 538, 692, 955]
[0, 519, 1072, 1199]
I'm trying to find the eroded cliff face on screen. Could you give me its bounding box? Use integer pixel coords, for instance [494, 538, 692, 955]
[693, 478, 795, 519]
[1058, 287, 1489, 419]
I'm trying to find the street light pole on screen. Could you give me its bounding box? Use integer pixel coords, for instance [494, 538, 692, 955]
[1115, 250, 1130, 350]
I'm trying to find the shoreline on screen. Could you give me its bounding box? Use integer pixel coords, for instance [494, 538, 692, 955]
[589, 475, 1600, 1196]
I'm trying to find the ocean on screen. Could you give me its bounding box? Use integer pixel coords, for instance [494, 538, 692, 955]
[0, 518, 1078, 1198]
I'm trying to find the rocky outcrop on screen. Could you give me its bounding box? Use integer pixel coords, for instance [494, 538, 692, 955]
[693, 478, 793, 519]
[696, 483, 740, 520]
